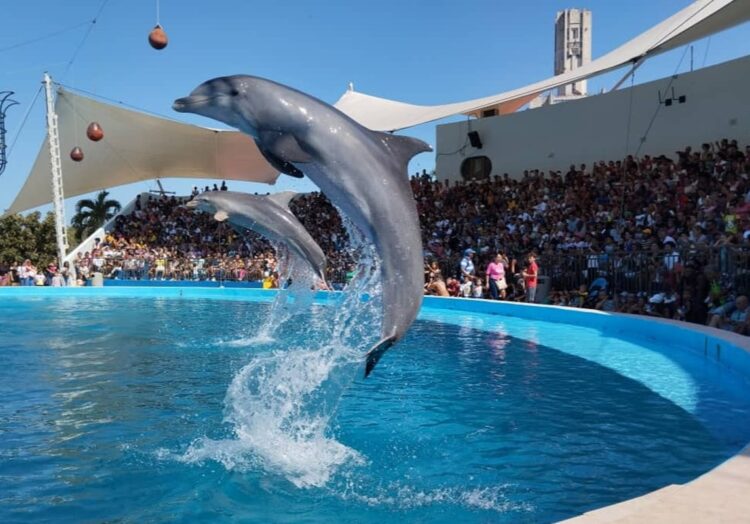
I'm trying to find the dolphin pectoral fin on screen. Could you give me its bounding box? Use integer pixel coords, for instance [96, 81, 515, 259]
[256, 142, 305, 178]
[214, 210, 229, 222]
[364, 336, 396, 378]
[372, 132, 432, 170]
[256, 130, 312, 179]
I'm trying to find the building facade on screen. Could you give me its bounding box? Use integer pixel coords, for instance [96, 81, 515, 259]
[435, 56, 750, 183]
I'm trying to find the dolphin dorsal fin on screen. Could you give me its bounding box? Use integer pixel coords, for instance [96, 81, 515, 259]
[373, 131, 433, 170]
[268, 191, 297, 209]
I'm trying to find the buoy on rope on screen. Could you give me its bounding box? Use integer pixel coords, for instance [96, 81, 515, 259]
[70, 146, 84, 162]
[148, 24, 168, 50]
[86, 122, 104, 142]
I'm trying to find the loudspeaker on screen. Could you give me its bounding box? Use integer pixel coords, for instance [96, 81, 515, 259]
[468, 131, 483, 149]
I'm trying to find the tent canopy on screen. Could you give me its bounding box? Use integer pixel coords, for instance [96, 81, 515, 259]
[7, 89, 279, 214]
[335, 0, 750, 131]
[8, 0, 750, 214]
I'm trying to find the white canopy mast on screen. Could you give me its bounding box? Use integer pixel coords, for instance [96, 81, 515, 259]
[43, 73, 69, 267]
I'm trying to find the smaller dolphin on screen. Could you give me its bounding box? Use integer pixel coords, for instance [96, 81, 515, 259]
[185, 190, 327, 282]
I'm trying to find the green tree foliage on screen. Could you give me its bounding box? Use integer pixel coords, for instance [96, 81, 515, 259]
[71, 190, 121, 241]
[0, 212, 58, 265]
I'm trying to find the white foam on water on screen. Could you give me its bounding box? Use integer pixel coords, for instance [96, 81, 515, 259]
[180, 225, 385, 488]
[218, 333, 276, 347]
[180, 341, 367, 487]
[334, 482, 534, 514]
[215, 248, 319, 348]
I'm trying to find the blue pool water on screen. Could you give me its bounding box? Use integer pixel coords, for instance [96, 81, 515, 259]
[2, 293, 750, 523]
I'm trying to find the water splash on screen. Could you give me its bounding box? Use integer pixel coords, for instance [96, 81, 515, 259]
[182, 220, 384, 488]
[221, 244, 320, 346]
[333, 481, 534, 513]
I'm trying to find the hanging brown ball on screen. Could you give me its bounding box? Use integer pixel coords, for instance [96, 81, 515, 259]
[148, 24, 168, 50]
[86, 122, 104, 142]
[70, 146, 84, 162]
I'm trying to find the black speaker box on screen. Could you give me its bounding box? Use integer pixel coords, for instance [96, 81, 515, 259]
[468, 131, 482, 149]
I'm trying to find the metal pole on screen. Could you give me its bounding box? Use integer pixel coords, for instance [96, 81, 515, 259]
[611, 56, 645, 92]
[43, 72, 69, 268]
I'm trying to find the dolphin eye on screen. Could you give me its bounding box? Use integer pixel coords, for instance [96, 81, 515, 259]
[230, 88, 240, 96]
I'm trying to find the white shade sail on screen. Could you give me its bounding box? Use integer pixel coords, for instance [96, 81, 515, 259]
[335, 0, 750, 131]
[7, 88, 279, 215]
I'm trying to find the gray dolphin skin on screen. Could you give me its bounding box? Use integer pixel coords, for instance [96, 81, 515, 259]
[185, 190, 327, 282]
[174, 76, 431, 377]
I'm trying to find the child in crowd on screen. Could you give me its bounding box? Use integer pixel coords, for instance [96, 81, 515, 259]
[471, 277, 484, 299]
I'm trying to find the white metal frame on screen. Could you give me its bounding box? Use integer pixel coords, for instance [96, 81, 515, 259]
[43, 73, 69, 267]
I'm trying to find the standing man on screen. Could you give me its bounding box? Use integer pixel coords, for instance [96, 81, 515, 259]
[522, 253, 538, 303]
[459, 248, 476, 283]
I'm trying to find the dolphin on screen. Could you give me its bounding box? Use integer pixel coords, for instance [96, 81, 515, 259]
[174, 76, 431, 377]
[185, 190, 327, 283]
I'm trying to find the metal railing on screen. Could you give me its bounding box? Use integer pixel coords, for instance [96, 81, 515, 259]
[537, 246, 750, 294]
[69, 246, 750, 296]
[77, 256, 271, 283]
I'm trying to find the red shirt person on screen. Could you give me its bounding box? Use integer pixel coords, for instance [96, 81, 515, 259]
[522, 254, 538, 303]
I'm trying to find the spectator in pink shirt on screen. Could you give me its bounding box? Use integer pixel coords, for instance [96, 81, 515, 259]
[485, 253, 507, 300]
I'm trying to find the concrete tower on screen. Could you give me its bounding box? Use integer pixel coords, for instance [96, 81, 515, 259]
[555, 8, 592, 96]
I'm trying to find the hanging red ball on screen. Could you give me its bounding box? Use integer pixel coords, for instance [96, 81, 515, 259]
[70, 146, 84, 162]
[148, 24, 168, 50]
[86, 122, 104, 142]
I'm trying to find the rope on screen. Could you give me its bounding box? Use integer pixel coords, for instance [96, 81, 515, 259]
[6, 86, 43, 160]
[0, 20, 92, 54]
[634, 45, 690, 158]
[702, 36, 712, 68]
[60, 0, 111, 81]
[623, 68, 636, 156]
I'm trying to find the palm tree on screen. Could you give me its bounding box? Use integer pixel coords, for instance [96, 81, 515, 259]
[71, 190, 122, 241]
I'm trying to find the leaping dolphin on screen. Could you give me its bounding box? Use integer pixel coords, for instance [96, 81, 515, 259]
[174, 76, 431, 377]
[185, 190, 327, 283]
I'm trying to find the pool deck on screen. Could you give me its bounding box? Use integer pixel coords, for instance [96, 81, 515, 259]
[2, 287, 750, 522]
[563, 444, 750, 523]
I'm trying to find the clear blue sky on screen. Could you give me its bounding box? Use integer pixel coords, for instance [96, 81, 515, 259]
[1, 0, 748, 221]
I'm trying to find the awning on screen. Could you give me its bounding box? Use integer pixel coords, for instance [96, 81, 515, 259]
[7, 88, 279, 214]
[335, 0, 750, 131]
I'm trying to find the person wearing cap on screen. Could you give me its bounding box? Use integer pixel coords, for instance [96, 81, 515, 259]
[459, 249, 476, 283]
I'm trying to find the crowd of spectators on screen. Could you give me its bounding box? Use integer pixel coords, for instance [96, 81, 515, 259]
[5, 139, 749, 333]
[417, 138, 750, 333]
[86, 188, 281, 284]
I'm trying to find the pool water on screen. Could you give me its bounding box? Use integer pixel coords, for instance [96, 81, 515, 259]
[1, 295, 750, 523]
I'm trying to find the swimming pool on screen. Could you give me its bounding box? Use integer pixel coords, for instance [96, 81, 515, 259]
[1, 288, 749, 522]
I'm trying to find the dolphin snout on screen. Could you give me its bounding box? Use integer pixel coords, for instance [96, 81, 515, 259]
[173, 94, 219, 112]
[183, 199, 199, 209]
[172, 97, 193, 112]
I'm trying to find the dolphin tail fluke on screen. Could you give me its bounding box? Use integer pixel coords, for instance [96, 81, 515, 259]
[364, 336, 396, 378]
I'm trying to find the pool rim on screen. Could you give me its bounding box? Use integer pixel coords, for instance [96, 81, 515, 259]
[1, 285, 748, 523]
